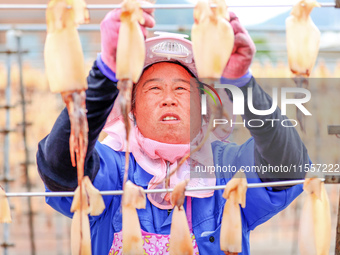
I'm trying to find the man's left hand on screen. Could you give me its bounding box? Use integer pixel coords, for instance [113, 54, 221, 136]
[222, 12, 256, 79]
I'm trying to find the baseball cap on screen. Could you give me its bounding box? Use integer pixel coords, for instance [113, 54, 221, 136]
[144, 31, 197, 77]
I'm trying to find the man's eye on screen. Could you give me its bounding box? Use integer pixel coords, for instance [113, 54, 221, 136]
[150, 86, 160, 90]
[176, 86, 186, 90]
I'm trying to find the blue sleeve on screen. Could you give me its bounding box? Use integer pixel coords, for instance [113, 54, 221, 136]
[45, 142, 123, 219]
[225, 77, 309, 189]
[244, 177, 303, 230]
[36, 60, 119, 191]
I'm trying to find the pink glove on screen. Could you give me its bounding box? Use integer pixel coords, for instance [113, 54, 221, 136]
[100, 2, 155, 73]
[222, 12, 256, 79]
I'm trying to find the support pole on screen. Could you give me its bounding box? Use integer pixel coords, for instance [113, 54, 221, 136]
[3, 48, 11, 255]
[1, 31, 13, 255]
[328, 125, 340, 254]
[15, 30, 36, 255]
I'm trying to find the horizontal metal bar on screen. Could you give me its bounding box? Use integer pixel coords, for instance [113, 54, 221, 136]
[328, 125, 340, 135]
[0, 24, 339, 34]
[0, 24, 340, 33]
[0, 50, 29, 54]
[19, 161, 35, 166]
[16, 121, 32, 127]
[0, 3, 336, 10]
[0, 176, 15, 183]
[0, 104, 17, 109]
[0, 242, 15, 248]
[0, 129, 17, 134]
[325, 175, 340, 184]
[5, 179, 329, 198]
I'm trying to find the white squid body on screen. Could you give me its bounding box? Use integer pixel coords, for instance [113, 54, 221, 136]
[116, 0, 146, 83]
[122, 181, 146, 255]
[169, 180, 193, 255]
[70, 177, 105, 255]
[44, 0, 88, 93]
[286, 0, 321, 77]
[71, 210, 92, 255]
[0, 187, 11, 223]
[191, 0, 234, 79]
[220, 170, 247, 254]
[299, 178, 331, 255]
[170, 205, 193, 255]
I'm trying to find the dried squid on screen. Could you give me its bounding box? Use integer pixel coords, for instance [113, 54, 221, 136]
[192, 0, 234, 79]
[169, 180, 193, 255]
[44, 0, 90, 253]
[191, 0, 234, 149]
[70, 176, 105, 255]
[45, 0, 89, 178]
[122, 181, 146, 255]
[116, 0, 146, 186]
[298, 174, 331, 255]
[286, 0, 320, 131]
[220, 170, 247, 254]
[0, 186, 11, 223]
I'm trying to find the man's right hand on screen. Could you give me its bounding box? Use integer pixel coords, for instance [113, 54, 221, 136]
[100, 2, 155, 73]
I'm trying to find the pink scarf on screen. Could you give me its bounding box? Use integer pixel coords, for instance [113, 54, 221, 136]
[102, 93, 234, 209]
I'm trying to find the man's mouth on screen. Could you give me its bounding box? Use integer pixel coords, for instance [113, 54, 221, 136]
[160, 114, 180, 122]
[163, 116, 178, 121]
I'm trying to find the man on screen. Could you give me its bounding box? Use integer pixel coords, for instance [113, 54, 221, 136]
[36, 6, 309, 255]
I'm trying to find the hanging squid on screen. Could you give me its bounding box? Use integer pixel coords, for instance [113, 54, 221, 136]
[0, 186, 11, 223]
[286, 0, 320, 131]
[44, 0, 90, 254]
[169, 180, 193, 255]
[45, 0, 89, 179]
[122, 181, 146, 255]
[192, 0, 234, 80]
[116, 0, 146, 186]
[298, 174, 331, 255]
[70, 176, 106, 255]
[220, 170, 247, 254]
[191, 0, 234, 148]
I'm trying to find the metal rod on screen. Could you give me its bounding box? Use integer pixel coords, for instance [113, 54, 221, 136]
[5, 179, 326, 198]
[2, 38, 12, 255]
[16, 31, 36, 255]
[328, 125, 340, 135]
[0, 3, 336, 10]
[1, 24, 340, 33]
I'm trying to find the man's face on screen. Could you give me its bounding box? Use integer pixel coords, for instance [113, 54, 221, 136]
[134, 62, 202, 144]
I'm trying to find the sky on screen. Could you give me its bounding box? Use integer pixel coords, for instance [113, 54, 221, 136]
[188, 0, 299, 26]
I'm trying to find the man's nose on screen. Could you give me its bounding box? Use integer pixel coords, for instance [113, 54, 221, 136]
[160, 91, 178, 107]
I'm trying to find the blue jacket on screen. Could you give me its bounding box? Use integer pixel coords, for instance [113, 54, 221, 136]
[46, 138, 303, 255]
[37, 57, 309, 255]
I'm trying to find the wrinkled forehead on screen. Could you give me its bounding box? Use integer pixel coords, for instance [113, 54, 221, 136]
[134, 61, 200, 93]
[141, 61, 196, 79]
